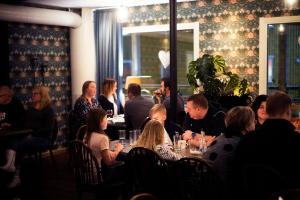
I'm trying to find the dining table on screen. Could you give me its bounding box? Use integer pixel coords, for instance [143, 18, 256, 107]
[109, 139, 203, 161]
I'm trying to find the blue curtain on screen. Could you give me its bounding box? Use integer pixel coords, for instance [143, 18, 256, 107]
[94, 9, 123, 95]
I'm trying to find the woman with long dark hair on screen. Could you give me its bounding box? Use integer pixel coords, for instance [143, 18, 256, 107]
[84, 108, 123, 166]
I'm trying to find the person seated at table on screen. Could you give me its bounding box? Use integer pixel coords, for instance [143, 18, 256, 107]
[234, 91, 300, 190]
[149, 104, 173, 145]
[251, 94, 268, 130]
[202, 106, 255, 186]
[125, 83, 154, 130]
[0, 85, 25, 129]
[135, 120, 182, 161]
[73, 81, 101, 131]
[182, 94, 225, 144]
[153, 78, 185, 124]
[84, 108, 123, 167]
[98, 78, 124, 116]
[1, 86, 55, 188]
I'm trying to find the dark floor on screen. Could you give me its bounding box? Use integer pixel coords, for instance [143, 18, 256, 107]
[1, 147, 84, 200]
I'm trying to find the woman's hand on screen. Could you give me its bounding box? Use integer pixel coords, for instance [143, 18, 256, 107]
[114, 143, 124, 153]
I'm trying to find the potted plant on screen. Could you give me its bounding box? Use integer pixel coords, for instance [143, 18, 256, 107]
[187, 54, 250, 102]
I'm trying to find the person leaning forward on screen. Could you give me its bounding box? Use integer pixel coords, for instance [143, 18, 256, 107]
[182, 94, 225, 144]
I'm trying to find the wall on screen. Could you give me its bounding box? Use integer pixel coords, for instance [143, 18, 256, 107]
[8, 22, 71, 144]
[126, 0, 300, 93]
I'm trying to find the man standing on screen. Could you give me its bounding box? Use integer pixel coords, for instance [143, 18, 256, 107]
[182, 94, 225, 140]
[125, 83, 154, 130]
[154, 77, 185, 124]
[0, 85, 25, 129]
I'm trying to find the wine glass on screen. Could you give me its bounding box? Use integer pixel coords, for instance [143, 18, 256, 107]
[106, 109, 113, 118]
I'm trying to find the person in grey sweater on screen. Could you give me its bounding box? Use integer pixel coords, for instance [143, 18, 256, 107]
[124, 83, 154, 130]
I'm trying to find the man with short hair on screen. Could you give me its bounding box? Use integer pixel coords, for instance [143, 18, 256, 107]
[0, 85, 25, 128]
[125, 83, 154, 130]
[182, 94, 225, 139]
[154, 78, 185, 124]
[234, 91, 300, 189]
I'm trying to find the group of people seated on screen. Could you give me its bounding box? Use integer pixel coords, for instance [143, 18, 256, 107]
[0, 85, 56, 188]
[71, 76, 300, 199]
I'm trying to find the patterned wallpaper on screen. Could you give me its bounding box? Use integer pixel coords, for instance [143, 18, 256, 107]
[8, 23, 71, 144]
[125, 0, 300, 92]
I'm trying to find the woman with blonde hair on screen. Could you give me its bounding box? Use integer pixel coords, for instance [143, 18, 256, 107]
[135, 120, 182, 161]
[98, 78, 123, 116]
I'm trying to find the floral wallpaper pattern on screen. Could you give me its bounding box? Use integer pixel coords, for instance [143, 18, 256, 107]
[8, 23, 71, 144]
[126, 0, 300, 92]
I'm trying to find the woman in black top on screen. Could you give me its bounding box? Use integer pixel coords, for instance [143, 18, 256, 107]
[98, 78, 123, 116]
[251, 94, 268, 130]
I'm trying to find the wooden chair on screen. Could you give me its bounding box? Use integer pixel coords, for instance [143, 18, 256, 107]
[75, 125, 87, 141]
[173, 157, 224, 200]
[35, 118, 58, 169]
[69, 140, 124, 200]
[125, 147, 171, 199]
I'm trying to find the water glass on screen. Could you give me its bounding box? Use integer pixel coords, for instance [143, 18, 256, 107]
[118, 130, 126, 145]
[129, 130, 138, 145]
[173, 133, 181, 153]
[189, 140, 201, 155]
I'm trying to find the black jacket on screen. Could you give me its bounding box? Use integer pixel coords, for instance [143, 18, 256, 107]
[183, 104, 225, 136]
[98, 95, 124, 115]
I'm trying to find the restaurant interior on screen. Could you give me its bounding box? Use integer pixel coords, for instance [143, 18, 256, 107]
[0, 0, 300, 199]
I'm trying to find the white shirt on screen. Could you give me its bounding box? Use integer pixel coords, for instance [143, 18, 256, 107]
[108, 95, 118, 115]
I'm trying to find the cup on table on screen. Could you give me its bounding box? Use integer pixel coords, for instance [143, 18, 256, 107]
[118, 130, 126, 145]
[178, 140, 187, 150]
[173, 133, 181, 153]
[129, 130, 138, 145]
[188, 140, 201, 155]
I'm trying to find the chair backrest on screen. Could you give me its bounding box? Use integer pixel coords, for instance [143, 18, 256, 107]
[69, 140, 103, 190]
[76, 125, 87, 141]
[139, 117, 151, 132]
[67, 109, 79, 141]
[49, 118, 58, 149]
[173, 157, 224, 200]
[126, 147, 170, 198]
[241, 164, 288, 200]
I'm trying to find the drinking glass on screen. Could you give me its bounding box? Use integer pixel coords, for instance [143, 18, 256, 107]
[189, 140, 201, 155]
[118, 130, 126, 145]
[107, 109, 113, 118]
[173, 133, 181, 153]
[129, 130, 138, 145]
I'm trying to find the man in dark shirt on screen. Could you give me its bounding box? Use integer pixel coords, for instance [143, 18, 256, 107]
[154, 78, 185, 124]
[234, 91, 300, 191]
[125, 83, 154, 130]
[0, 85, 25, 128]
[182, 94, 225, 139]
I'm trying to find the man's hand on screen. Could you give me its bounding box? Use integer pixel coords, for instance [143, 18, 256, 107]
[182, 130, 193, 140]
